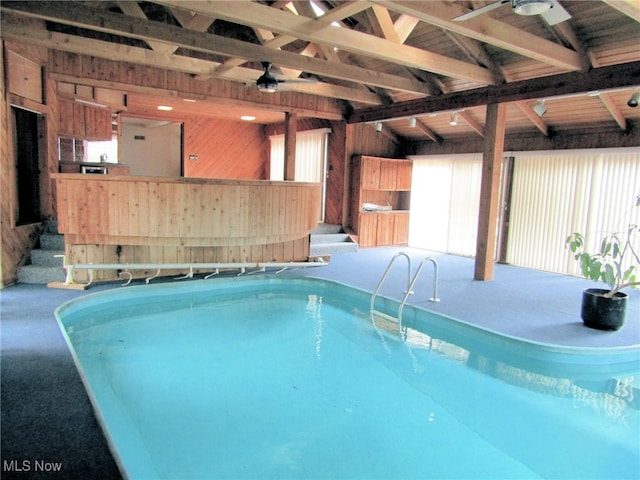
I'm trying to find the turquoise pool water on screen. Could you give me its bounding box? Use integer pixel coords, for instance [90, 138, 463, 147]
[56, 276, 640, 479]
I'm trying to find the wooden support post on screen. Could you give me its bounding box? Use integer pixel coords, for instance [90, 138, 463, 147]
[474, 103, 506, 281]
[284, 112, 297, 181]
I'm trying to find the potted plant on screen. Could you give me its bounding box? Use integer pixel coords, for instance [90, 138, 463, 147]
[565, 195, 640, 331]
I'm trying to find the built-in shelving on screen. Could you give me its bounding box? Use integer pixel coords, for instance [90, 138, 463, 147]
[350, 155, 412, 248]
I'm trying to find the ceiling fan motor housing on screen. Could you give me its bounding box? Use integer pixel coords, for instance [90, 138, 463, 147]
[257, 62, 278, 92]
[512, 0, 553, 16]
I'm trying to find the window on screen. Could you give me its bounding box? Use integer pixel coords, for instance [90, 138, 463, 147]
[507, 150, 640, 276]
[270, 128, 330, 221]
[409, 155, 483, 256]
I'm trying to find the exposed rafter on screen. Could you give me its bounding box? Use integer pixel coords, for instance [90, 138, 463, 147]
[348, 62, 640, 123]
[157, 0, 497, 85]
[376, 0, 584, 71]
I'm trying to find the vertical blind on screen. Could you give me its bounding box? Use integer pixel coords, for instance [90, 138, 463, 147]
[408, 155, 483, 256]
[409, 149, 639, 279]
[507, 151, 640, 276]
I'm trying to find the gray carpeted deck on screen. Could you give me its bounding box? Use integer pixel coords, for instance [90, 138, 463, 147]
[1, 247, 638, 479]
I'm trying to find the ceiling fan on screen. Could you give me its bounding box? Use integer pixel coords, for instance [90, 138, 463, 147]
[453, 0, 571, 25]
[256, 62, 317, 93]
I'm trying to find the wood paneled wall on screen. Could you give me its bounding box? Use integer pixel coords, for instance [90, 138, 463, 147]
[184, 117, 267, 179]
[0, 41, 54, 287]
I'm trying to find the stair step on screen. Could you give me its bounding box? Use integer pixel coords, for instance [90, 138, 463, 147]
[45, 220, 59, 234]
[310, 233, 352, 244]
[310, 241, 358, 256]
[17, 265, 66, 285]
[30, 249, 65, 267]
[311, 223, 343, 235]
[40, 233, 65, 251]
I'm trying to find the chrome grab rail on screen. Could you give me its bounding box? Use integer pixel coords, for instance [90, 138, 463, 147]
[370, 252, 412, 314]
[370, 253, 440, 335]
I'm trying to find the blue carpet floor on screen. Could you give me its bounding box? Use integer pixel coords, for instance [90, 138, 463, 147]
[287, 247, 640, 348]
[1, 247, 638, 479]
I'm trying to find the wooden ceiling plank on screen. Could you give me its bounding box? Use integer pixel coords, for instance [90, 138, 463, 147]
[157, 0, 496, 85]
[348, 61, 640, 123]
[377, 0, 584, 72]
[516, 101, 549, 136]
[602, 0, 640, 23]
[0, 1, 432, 96]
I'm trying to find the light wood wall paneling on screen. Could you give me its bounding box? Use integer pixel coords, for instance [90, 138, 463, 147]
[53, 174, 320, 249]
[1, 42, 53, 286]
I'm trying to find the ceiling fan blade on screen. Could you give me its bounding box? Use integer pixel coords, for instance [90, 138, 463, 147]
[278, 78, 318, 84]
[452, 0, 510, 22]
[541, 0, 571, 25]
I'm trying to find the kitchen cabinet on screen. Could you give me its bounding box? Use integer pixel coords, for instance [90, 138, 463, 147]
[58, 99, 112, 140]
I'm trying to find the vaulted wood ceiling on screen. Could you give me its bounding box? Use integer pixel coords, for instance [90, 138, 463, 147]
[2, 0, 639, 144]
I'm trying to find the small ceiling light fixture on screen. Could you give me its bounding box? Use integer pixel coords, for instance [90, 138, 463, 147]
[183, 98, 197, 103]
[409, 117, 417, 128]
[628, 91, 640, 108]
[533, 100, 547, 117]
[241, 115, 256, 121]
[157, 105, 173, 111]
[449, 112, 458, 126]
[513, 0, 552, 16]
[375, 121, 383, 132]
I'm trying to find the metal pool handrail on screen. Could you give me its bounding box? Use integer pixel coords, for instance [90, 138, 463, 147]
[370, 253, 440, 335]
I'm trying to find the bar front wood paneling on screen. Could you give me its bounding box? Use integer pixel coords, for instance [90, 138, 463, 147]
[53, 174, 321, 248]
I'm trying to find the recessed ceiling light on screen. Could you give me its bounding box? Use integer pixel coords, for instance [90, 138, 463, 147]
[183, 99, 197, 103]
[157, 105, 173, 111]
[241, 115, 256, 121]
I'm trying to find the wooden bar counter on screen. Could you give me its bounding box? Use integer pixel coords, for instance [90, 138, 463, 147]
[52, 174, 322, 281]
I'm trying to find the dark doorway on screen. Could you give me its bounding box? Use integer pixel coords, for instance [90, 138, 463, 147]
[12, 107, 43, 225]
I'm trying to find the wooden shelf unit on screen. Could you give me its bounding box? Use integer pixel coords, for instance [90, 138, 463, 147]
[351, 155, 412, 248]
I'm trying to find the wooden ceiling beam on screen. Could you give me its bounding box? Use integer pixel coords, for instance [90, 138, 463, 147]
[393, 14, 420, 43]
[157, 0, 497, 85]
[377, 0, 583, 72]
[459, 111, 485, 137]
[116, 1, 177, 54]
[0, 15, 382, 106]
[348, 61, 640, 123]
[415, 120, 442, 143]
[602, 0, 640, 23]
[516, 101, 549, 136]
[598, 94, 628, 131]
[0, 1, 430, 96]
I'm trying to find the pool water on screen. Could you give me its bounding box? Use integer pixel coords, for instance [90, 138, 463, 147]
[56, 276, 640, 479]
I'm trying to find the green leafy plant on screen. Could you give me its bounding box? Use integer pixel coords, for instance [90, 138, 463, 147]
[566, 195, 640, 298]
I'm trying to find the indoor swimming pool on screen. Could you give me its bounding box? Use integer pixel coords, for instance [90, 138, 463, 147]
[56, 276, 640, 479]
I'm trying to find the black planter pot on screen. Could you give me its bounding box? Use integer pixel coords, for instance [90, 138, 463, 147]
[581, 288, 628, 331]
